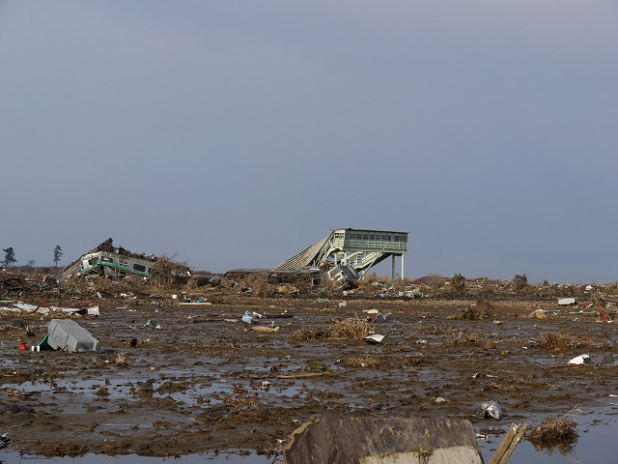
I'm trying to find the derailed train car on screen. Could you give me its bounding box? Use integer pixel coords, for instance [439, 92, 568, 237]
[61, 238, 159, 280]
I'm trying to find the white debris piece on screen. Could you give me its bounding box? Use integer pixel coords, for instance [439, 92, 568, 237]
[568, 354, 591, 365]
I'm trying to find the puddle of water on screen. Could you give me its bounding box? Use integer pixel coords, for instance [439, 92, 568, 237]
[1, 417, 616, 464]
[3, 414, 618, 463]
[478, 409, 618, 464]
[1, 374, 306, 407]
[0, 451, 274, 463]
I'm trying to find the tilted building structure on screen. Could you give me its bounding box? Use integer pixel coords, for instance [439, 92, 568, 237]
[275, 228, 408, 283]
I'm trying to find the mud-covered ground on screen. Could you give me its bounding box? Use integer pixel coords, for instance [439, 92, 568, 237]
[1, 290, 617, 459]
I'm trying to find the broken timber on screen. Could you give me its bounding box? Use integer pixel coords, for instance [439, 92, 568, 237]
[489, 423, 528, 464]
[284, 416, 484, 464]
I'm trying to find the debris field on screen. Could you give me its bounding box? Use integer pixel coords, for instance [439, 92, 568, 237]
[1, 271, 617, 458]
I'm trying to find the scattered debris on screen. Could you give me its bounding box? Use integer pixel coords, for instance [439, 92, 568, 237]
[242, 314, 259, 324]
[276, 284, 300, 295]
[8, 319, 32, 334]
[558, 298, 577, 307]
[0, 432, 11, 449]
[143, 320, 162, 330]
[366, 313, 394, 323]
[598, 306, 612, 322]
[327, 266, 360, 289]
[38, 319, 101, 352]
[252, 325, 280, 333]
[363, 308, 379, 315]
[2, 261, 618, 460]
[481, 401, 503, 420]
[364, 333, 385, 344]
[568, 354, 591, 365]
[399, 287, 423, 299]
[0, 301, 100, 316]
[263, 312, 293, 319]
[62, 305, 101, 317]
[178, 299, 212, 306]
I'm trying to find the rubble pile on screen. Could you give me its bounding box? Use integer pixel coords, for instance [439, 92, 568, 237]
[1, 268, 616, 305]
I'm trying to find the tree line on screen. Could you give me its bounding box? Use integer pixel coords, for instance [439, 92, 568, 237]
[1, 245, 63, 268]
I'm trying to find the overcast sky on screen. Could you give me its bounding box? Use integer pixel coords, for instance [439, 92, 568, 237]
[1, 1, 617, 283]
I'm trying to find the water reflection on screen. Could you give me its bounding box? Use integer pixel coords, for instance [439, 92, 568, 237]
[0, 450, 274, 463]
[478, 411, 618, 464]
[3, 411, 618, 464]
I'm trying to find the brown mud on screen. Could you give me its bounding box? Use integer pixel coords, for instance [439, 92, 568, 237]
[1, 282, 617, 458]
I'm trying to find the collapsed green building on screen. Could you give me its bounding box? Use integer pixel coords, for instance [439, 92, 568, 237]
[275, 228, 408, 283]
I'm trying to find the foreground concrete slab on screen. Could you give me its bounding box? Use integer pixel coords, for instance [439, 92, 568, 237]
[284, 416, 484, 464]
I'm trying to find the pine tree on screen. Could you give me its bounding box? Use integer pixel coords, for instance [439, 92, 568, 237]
[53, 245, 63, 268]
[2, 247, 17, 267]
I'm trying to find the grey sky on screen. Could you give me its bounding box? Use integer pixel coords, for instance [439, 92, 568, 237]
[1, 1, 617, 283]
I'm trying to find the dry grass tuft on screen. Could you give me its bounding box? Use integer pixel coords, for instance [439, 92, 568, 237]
[445, 330, 493, 348]
[96, 386, 110, 396]
[328, 317, 369, 341]
[216, 385, 261, 409]
[474, 298, 496, 313]
[527, 415, 578, 455]
[444, 330, 466, 346]
[316, 277, 344, 298]
[539, 331, 602, 351]
[467, 331, 486, 347]
[342, 355, 380, 368]
[288, 327, 328, 342]
[114, 352, 129, 367]
[243, 274, 270, 297]
[457, 299, 495, 320]
[289, 317, 368, 343]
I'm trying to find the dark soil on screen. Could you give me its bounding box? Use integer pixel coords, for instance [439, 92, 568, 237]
[1, 286, 617, 458]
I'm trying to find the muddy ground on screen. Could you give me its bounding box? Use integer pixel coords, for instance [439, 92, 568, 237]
[1, 282, 617, 459]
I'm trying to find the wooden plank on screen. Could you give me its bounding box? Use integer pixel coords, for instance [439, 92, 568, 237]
[489, 423, 528, 464]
